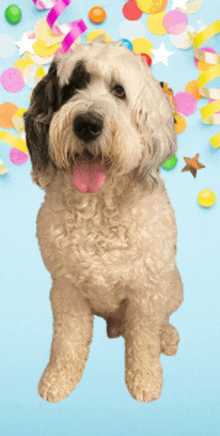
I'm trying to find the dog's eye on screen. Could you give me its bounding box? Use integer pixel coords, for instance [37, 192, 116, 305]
[112, 85, 126, 99]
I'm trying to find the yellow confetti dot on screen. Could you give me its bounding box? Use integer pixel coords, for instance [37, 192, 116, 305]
[35, 17, 64, 47]
[174, 113, 187, 134]
[132, 37, 154, 57]
[147, 11, 167, 36]
[33, 38, 60, 58]
[185, 80, 202, 100]
[137, 0, 167, 14]
[198, 190, 216, 208]
[86, 30, 111, 42]
[14, 57, 34, 71]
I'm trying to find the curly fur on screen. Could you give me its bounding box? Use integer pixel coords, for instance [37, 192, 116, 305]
[24, 37, 183, 404]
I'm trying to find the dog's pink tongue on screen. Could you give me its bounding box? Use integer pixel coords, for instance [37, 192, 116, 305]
[73, 155, 106, 193]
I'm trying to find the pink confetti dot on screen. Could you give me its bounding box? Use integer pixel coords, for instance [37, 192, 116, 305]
[9, 148, 29, 165]
[173, 91, 197, 116]
[194, 47, 217, 69]
[0, 67, 25, 93]
[163, 10, 188, 35]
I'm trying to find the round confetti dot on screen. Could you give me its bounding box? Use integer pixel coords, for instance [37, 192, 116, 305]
[198, 190, 216, 208]
[147, 11, 167, 36]
[132, 37, 154, 57]
[89, 6, 106, 23]
[28, 51, 54, 65]
[173, 91, 197, 116]
[86, 30, 111, 42]
[33, 38, 60, 58]
[174, 113, 187, 134]
[0, 102, 19, 129]
[194, 47, 217, 69]
[0, 34, 16, 59]
[9, 148, 29, 166]
[122, 1, 143, 21]
[185, 80, 202, 100]
[180, 0, 203, 14]
[120, 39, 133, 50]
[0, 67, 25, 93]
[163, 10, 188, 35]
[162, 155, 177, 170]
[169, 26, 195, 49]
[137, 0, 167, 14]
[5, 4, 22, 24]
[14, 57, 34, 71]
[140, 53, 152, 66]
[35, 17, 64, 47]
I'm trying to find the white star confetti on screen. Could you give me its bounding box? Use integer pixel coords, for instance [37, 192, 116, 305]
[151, 42, 173, 67]
[15, 33, 37, 57]
[171, 0, 188, 10]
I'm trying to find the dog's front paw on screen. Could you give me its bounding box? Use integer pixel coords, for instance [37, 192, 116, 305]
[38, 361, 82, 403]
[125, 360, 163, 403]
[161, 323, 180, 356]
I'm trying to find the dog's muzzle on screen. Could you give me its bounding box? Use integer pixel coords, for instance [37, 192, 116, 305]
[73, 112, 103, 143]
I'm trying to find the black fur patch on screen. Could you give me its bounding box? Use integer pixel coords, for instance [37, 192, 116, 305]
[60, 60, 91, 105]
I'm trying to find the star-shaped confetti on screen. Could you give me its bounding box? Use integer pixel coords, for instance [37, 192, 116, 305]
[15, 33, 37, 57]
[151, 42, 173, 66]
[181, 153, 205, 178]
[171, 0, 188, 11]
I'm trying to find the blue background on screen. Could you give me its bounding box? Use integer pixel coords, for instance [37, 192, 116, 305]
[0, 1, 220, 435]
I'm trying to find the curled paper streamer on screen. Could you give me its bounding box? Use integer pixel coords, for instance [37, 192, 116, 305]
[0, 158, 9, 175]
[0, 131, 28, 154]
[193, 20, 220, 148]
[32, 0, 87, 53]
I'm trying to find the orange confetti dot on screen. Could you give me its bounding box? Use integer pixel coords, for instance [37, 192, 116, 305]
[0, 102, 19, 129]
[175, 113, 187, 134]
[89, 6, 106, 23]
[137, 0, 167, 14]
[185, 80, 202, 100]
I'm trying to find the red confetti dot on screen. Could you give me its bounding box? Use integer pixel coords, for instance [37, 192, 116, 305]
[140, 53, 152, 67]
[122, 0, 143, 21]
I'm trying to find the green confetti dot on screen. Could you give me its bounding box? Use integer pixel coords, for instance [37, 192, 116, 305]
[162, 155, 177, 170]
[5, 5, 22, 24]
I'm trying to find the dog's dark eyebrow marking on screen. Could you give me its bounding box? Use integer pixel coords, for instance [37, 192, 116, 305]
[60, 60, 91, 105]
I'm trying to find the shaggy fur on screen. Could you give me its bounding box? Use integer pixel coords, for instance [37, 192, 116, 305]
[24, 36, 183, 404]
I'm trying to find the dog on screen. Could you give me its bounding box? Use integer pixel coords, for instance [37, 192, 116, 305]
[24, 35, 183, 404]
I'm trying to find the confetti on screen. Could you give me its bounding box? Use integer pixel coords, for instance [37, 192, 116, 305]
[163, 10, 188, 35]
[131, 37, 154, 57]
[122, 1, 143, 21]
[32, 38, 60, 57]
[194, 47, 217, 70]
[173, 91, 197, 116]
[171, 0, 187, 11]
[0, 103, 19, 129]
[15, 33, 37, 57]
[137, 0, 167, 14]
[147, 11, 167, 36]
[9, 148, 29, 166]
[180, 0, 203, 14]
[169, 26, 195, 49]
[185, 80, 202, 100]
[174, 113, 187, 133]
[0, 158, 9, 175]
[151, 42, 173, 66]
[0, 67, 25, 93]
[0, 34, 16, 59]
[14, 57, 34, 71]
[89, 6, 106, 23]
[86, 30, 111, 42]
[181, 153, 205, 177]
[198, 190, 216, 208]
[0, 131, 28, 154]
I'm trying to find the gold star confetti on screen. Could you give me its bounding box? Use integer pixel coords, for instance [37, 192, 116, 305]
[181, 153, 205, 178]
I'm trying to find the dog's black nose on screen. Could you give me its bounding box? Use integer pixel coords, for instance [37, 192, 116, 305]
[73, 112, 103, 142]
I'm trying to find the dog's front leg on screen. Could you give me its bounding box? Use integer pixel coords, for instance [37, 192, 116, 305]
[124, 303, 163, 404]
[38, 279, 93, 403]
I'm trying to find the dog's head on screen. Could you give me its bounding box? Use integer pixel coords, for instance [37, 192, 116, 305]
[24, 36, 177, 192]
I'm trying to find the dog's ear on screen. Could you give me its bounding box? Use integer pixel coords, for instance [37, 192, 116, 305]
[136, 65, 177, 190]
[23, 60, 59, 189]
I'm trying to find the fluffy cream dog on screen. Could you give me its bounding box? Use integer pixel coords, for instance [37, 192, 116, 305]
[24, 36, 183, 404]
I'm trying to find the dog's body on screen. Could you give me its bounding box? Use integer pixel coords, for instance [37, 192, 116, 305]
[24, 37, 183, 404]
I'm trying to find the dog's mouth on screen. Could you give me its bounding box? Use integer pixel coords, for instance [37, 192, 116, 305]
[72, 151, 106, 193]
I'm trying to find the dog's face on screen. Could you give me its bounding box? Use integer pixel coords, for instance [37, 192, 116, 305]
[24, 38, 177, 192]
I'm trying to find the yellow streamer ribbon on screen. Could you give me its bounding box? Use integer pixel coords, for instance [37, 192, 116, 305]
[0, 131, 29, 154]
[193, 20, 220, 148]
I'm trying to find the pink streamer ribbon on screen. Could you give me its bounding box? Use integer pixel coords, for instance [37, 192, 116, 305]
[32, 0, 87, 52]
